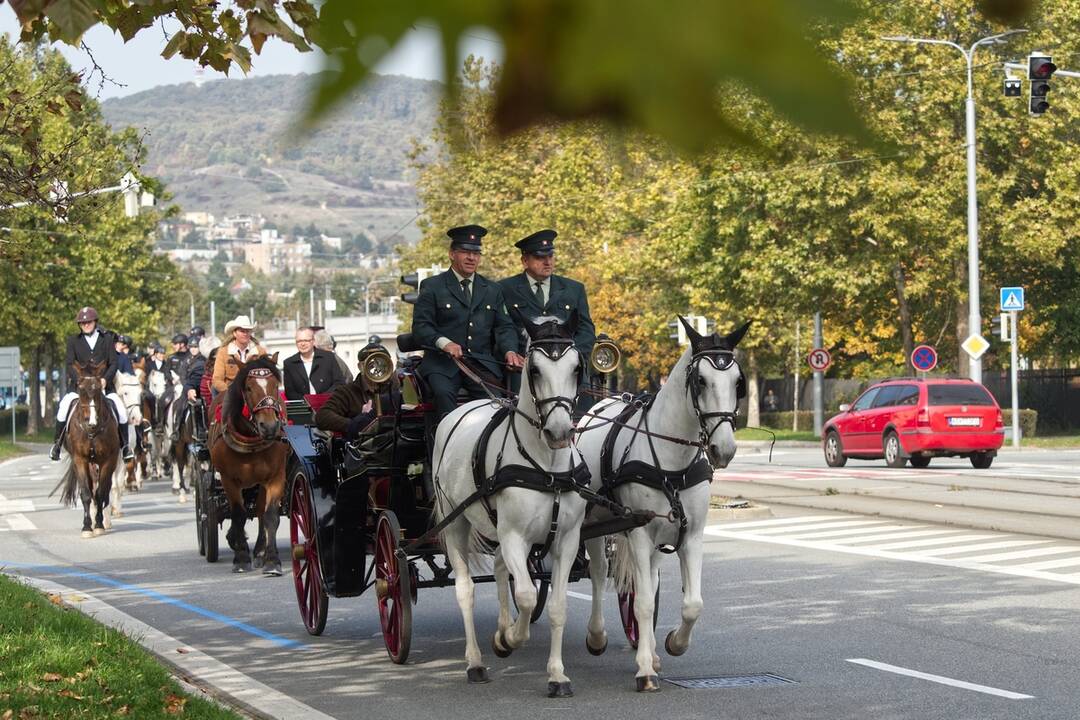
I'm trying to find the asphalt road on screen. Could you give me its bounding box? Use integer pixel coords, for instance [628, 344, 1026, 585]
[3, 449, 1080, 720]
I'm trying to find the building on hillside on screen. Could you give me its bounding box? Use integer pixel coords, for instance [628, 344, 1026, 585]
[321, 234, 343, 250]
[183, 211, 214, 226]
[163, 248, 220, 263]
[244, 234, 312, 275]
[230, 278, 253, 297]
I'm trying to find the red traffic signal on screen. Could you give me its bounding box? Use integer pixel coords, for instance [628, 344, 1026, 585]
[1028, 55, 1056, 80]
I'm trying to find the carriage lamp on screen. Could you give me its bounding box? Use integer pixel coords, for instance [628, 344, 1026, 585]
[589, 336, 621, 374]
[361, 347, 395, 385]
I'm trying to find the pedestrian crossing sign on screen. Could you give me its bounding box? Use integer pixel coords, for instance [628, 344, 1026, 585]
[1000, 286, 1025, 312]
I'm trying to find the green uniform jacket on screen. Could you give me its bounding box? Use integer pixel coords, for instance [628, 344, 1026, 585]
[411, 270, 518, 381]
[499, 273, 596, 358]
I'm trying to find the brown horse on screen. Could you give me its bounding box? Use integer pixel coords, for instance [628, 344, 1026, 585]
[208, 353, 288, 575]
[53, 362, 120, 537]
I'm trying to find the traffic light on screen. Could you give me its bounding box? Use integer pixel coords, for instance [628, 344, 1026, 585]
[668, 315, 709, 345]
[1003, 79, 1022, 97]
[1028, 53, 1056, 115]
[400, 264, 443, 304]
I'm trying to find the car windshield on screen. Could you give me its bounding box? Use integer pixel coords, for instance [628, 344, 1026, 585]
[927, 384, 995, 406]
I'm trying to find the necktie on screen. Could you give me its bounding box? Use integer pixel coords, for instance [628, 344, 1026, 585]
[461, 278, 472, 305]
[534, 281, 545, 307]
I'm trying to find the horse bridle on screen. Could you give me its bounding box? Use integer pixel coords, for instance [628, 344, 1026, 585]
[686, 349, 745, 448]
[524, 335, 583, 433]
[243, 368, 285, 422]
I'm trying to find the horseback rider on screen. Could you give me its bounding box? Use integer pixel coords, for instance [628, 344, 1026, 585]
[114, 334, 136, 375]
[166, 332, 191, 384]
[410, 225, 523, 419]
[211, 315, 268, 396]
[499, 229, 595, 396]
[50, 307, 135, 462]
[171, 329, 208, 446]
[314, 342, 403, 439]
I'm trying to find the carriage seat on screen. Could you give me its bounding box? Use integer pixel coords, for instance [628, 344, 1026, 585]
[303, 393, 333, 413]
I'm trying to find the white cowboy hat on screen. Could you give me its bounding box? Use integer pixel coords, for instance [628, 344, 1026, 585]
[223, 315, 257, 336]
[198, 335, 222, 356]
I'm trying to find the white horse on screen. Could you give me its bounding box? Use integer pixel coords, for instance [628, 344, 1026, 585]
[576, 317, 750, 692]
[146, 368, 181, 483]
[432, 314, 587, 697]
[108, 370, 147, 522]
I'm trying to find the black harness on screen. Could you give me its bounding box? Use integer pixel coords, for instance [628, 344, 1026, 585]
[598, 350, 744, 553]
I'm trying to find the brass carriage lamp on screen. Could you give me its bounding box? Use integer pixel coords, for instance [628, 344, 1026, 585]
[590, 335, 621, 374]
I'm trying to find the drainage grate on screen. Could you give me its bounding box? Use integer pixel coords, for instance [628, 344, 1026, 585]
[664, 673, 797, 690]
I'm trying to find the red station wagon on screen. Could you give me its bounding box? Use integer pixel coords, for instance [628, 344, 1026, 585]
[822, 378, 1005, 469]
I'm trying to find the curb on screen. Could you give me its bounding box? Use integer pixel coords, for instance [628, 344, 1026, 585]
[4, 572, 336, 720]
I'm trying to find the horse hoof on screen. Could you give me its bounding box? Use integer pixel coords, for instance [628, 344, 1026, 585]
[466, 666, 490, 684]
[172, 488, 180, 495]
[178, 493, 187, 504]
[635, 675, 661, 693]
[586, 633, 608, 656]
[263, 563, 282, 577]
[81, 530, 94, 539]
[93, 527, 106, 536]
[664, 630, 685, 657]
[492, 630, 512, 658]
[232, 563, 252, 574]
[547, 681, 573, 698]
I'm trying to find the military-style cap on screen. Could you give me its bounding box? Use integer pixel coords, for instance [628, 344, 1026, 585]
[447, 224, 487, 252]
[515, 229, 557, 257]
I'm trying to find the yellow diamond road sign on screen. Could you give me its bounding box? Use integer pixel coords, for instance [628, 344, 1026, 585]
[962, 334, 991, 360]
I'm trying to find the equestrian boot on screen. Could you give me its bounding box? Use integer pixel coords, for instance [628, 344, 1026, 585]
[49, 420, 66, 461]
[118, 423, 135, 462]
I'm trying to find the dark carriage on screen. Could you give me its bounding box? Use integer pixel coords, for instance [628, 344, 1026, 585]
[283, 334, 651, 663]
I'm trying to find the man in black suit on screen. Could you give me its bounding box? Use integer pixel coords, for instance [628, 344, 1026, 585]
[410, 225, 524, 418]
[51, 306, 133, 462]
[500, 229, 596, 394]
[283, 326, 349, 400]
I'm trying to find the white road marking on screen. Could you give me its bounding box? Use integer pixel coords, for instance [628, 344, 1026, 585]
[750, 520, 888, 535]
[712, 515, 840, 530]
[0, 499, 35, 513]
[5, 514, 36, 531]
[830, 529, 969, 544]
[11, 574, 336, 719]
[916, 540, 1048, 556]
[867, 534, 998, 551]
[1012, 556, 1080, 571]
[955, 546, 1080, 563]
[785, 525, 920, 540]
[846, 658, 1033, 700]
[567, 591, 592, 601]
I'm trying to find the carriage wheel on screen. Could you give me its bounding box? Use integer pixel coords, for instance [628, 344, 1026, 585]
[375, 510, 412, 664]
[290, 469, 328, 636]
[193, 461, 206, 557]
[204, 474, 219, 564]
[510, 555, 550, 624]
[617, 581, 660, 650]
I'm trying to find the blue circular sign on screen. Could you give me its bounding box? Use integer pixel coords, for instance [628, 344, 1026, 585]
[911, 344, 938, 372]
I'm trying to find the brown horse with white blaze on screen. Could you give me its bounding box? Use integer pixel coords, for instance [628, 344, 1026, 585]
[208, 354, 288, 575]
[53, 362, 120, 537]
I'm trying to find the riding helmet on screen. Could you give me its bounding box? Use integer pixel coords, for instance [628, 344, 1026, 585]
[75, 306, 98, 323]
[171, 333, 189, 345]
[188, 325, 206, 339]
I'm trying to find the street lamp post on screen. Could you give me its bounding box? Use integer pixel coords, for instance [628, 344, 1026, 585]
[883, 29, 1027, 384]
[183, 290, 195, 330]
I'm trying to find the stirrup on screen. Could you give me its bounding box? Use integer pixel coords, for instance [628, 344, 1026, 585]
[49, 443, 62, 461]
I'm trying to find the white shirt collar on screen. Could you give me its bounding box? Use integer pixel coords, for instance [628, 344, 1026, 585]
[524, 272, 551, 293]
[451, 268, 475, 284]
[83, 330, 100, 349]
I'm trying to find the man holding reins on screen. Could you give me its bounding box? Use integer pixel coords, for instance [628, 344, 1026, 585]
[50, 306, 134, 462]
[410, 225, 524, 419]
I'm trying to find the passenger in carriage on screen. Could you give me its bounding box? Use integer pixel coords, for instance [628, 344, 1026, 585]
[314, 342, 402, 439]
[283, 326, 348, 401]
[410, 224, 524, 419]
[499, 229, 595, 395]
[50, 306, 134, 463]
[211, 315, 268, 395]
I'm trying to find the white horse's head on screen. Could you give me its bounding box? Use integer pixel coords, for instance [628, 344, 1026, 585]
[678, 317, 752, 469]
[148, 369, 168, 398]
[519, 312, 583, 450]
[114, 371, 144, 424]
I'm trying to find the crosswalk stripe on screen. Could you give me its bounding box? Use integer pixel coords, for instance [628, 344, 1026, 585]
[866, 534, 998, 551]
[713, 515, 840, 530]
[915, 540, 1048, 557]
[1011, 556, 1080, 571]
[5, 514, 36, 531]
[954, 546, 1080, 563]
[822, 529, 967, 544]
[748, 520, 888, 535]
[786, 525, 919, 540]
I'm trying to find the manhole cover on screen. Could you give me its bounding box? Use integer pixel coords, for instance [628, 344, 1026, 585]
[664, 674, 797, 689]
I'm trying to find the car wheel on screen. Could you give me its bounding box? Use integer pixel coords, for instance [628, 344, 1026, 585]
[824, 431, 847, 467]
[909, 454, 931, 468]
[970, 452, 993, 469]
[883, 432, 906, 468]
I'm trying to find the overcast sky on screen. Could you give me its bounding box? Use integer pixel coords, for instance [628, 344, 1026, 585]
[0, 8, 502, 99]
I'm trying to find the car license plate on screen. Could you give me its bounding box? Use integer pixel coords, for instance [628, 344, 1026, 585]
[948, 417, 981, 427]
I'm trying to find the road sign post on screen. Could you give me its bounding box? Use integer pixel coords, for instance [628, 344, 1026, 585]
[999, 286, 1025, 448]
[0, 347, 21, 444]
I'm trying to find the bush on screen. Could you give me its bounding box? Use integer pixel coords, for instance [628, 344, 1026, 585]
[0, 405, 29, 433]
[755, 411, 816, 430]
[1002, 408, 1038, 438]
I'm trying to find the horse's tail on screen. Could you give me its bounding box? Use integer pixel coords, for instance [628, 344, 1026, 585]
[51, 460, 78, 507]
[610, 533, 636, 595]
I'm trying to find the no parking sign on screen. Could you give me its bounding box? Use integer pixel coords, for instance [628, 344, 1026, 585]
[911, 344, 938, 373]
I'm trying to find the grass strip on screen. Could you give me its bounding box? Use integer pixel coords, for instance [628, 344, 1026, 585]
[0, 574, 244, 719]
[736, 428, 819, 442]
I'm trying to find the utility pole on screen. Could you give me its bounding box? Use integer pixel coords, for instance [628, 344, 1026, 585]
[884, 29, 1027, 384]
[210, 300, 216, 336]
[813, 312, 823, 437]
[1009, 311, 1020, 447]
[793, 320, 800, 432]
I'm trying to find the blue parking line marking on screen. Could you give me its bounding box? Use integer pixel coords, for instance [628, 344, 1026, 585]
[1, 562, 305, 649]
